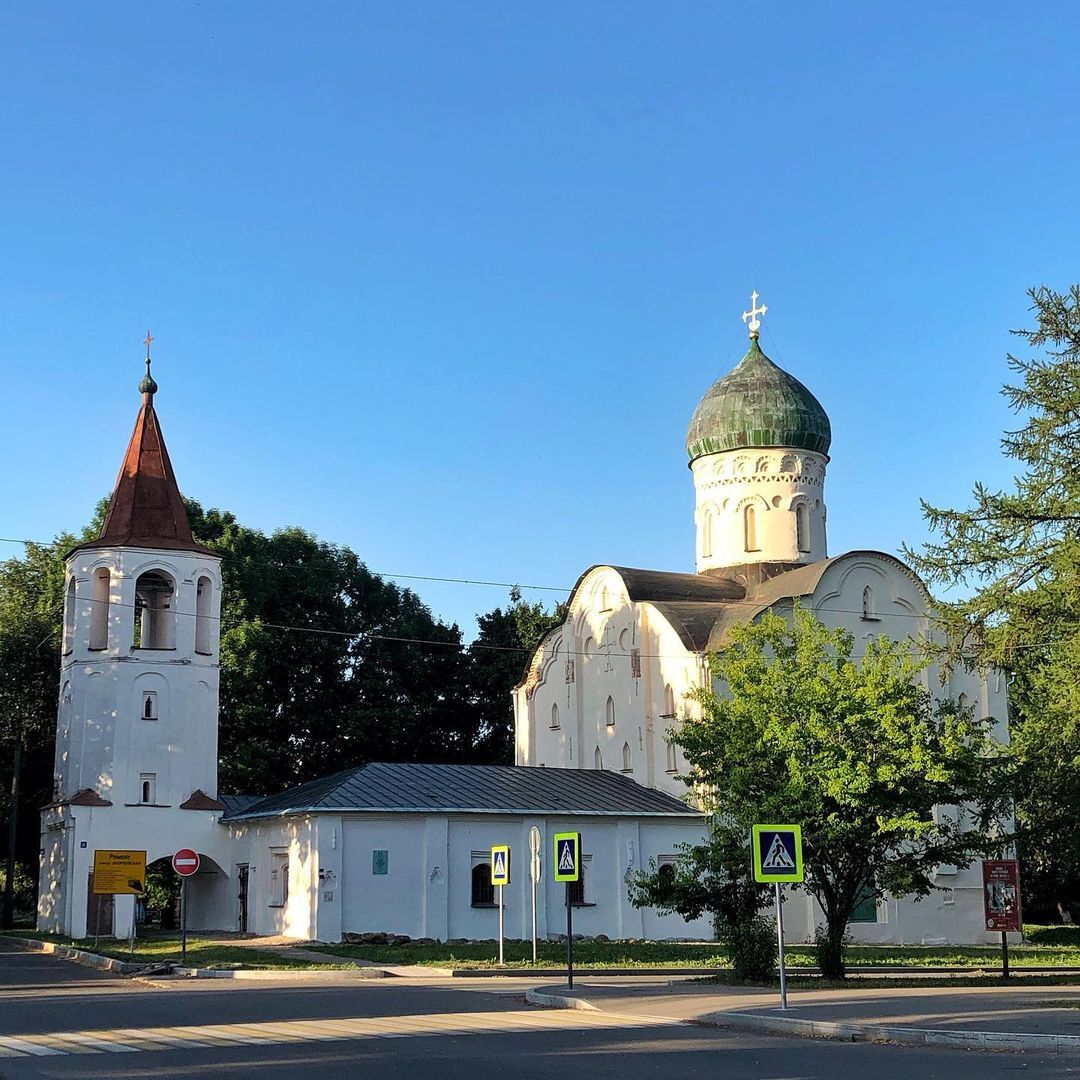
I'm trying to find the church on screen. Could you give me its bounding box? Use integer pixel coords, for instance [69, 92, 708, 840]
[38, 298, 1009, 946]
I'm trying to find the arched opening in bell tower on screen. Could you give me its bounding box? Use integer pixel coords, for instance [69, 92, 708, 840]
[133, 570, 176, 650]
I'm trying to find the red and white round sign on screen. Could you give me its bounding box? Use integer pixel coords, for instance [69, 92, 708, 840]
[172, 848, 200, 877]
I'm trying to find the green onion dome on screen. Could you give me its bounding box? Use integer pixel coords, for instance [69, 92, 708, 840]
[686, 336, 831, 462]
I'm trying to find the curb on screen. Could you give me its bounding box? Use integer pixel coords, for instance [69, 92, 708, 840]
[174, 965, 387, 980]
[695, 1009, 1080, 1055]
[525, 988, 601, 1011]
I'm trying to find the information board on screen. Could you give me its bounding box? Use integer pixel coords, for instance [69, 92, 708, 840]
[92, 850, 146, 895]
[983, 859, 1022, 932]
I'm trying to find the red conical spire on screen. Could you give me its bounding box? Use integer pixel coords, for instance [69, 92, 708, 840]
[78, 340, 213, 555]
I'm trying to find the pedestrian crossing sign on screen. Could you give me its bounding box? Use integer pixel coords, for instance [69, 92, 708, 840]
[752, 824, 804, 883]
[490, 845, 511, 887]
[553, 832, 581, 883]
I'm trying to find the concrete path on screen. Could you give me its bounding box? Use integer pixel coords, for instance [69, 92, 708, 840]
[529, 976, 1080, 1052]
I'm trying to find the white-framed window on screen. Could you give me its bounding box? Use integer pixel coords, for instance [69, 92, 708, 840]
[594, 746, 603, 770]
[270, 849, 289, 907]
[862, 585, 877, 621]
[744, 505, 758, 552]
[666, 742, 678, 773]
[621, 741, 632, 773]
[662, 685, 676, 718]
[142, 691, 158, 721]
[550, 703, 560, 729]
[605, 696, 615, 727]
[139, 773, 156, 805]
[796, 503, 810, 553]
[63, 577, 76, 655]
[701, 507, 713, 558]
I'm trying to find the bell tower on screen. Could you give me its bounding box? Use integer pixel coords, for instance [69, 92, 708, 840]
[40, 340, 227, 937]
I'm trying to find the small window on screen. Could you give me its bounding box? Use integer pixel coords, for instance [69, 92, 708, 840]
[139, 773, 156, 805]
[621, 741, 632, 772]
[600, 586, 611, 611]
[89, 568, 110, 650]
[849, 884, 878, 923]
[594, 746, 603, 770]
[471, 863, 495, 907]
[568, 864, 587, 906]
[663, 685, 676, 718]
[666, 742, 678, 773]
[270, 850, 289, 906]
[657, 862, 676, 897]
[195, 575, 213, 655]
[744, 505, 758, 552]
[701, 508, 713, 558]
[605, 696, 615, 728]
[63, 577, 76, 654]
[550, 703, 560, 729]
[862, 585, 877, 621]
[796, 503, 810, 553]
[142, 691, 158, 721]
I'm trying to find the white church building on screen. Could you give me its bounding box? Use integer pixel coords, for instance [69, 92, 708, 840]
[39, 301, 1008, 946]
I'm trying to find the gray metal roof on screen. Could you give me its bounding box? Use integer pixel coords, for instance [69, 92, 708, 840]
[220, 762, 703, 822]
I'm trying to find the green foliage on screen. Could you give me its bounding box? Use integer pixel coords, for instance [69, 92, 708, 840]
[904, 285, 1080, 921]
[673, 604, 1006, 979]
[464, 592, 566, 762]
[628, 825, 774, 978]
[0, 864, 36, 919]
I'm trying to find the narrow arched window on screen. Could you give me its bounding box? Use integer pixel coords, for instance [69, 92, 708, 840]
[605, 696, 615, 728]
[89, 568, 110, 650]
[471, 863, 495, 906]
[744, 505, 758, 552]
[657, 863, 676, 895]
[134, 571, 176, 649]
[666, 742, 678, 772]
[796, 503, 810, 553]
[622, 741, 632, 772]
[701, 508, 713, 558]
[63, 577, 76, 654]
[663, 685, 675, 718]
[142, 691, 158, 721]
[594, 746, 603, 770]
[195, 575, 213, 655]
[862, 585, 875, 621]
[550, 703, 560, 729]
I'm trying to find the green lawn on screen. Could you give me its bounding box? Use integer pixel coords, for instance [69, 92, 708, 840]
[1, 930, 354, 970]
[310, 926, 1080, 970]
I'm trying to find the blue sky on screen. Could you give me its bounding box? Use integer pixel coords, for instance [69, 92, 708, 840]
[2, 3, 1079, 637]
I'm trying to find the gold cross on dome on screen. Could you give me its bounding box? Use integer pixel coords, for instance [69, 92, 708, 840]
[143, 330, 154, 360]
[741, 291, 767, 337]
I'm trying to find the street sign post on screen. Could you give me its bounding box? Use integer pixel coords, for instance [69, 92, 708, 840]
[491, 846, 510, 965]
[752, 825, 804, 1010]
[172, 849, 201, 963]
[554, 832, 581, 989]
[529, 827, 542, 963]
[982, 859, 1021, 978]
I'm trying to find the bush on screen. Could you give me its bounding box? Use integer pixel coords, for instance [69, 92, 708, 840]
[719, 915, 776, 981]
[1024, 924, 1080, 946]
[0, 863, 37, 921]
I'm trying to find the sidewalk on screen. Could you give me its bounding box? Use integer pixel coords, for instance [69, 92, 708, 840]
[527, 977, 1080, 1053]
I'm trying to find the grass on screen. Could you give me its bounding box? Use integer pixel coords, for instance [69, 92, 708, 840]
[0, 930, 354, 970]
[309, 931, 1080, 971]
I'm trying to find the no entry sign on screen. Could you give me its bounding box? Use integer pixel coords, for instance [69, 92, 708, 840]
[172, 849, 201, 877]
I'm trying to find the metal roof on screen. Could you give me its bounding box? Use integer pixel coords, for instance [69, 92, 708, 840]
[220, 762, 702, 821]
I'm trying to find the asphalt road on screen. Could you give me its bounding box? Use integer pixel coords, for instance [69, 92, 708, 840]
[0, 941, 1076, 1079]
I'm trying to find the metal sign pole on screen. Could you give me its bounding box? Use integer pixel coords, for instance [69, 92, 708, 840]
[1001, 930, 1009, 979]
[531, 872, 538, 965]
[566, 881, 574, 990]
[130, 898, 137, 960]
[181, 878, 188, 964]
[775, 882, 788, 1010]
[498, 883, 504, 966]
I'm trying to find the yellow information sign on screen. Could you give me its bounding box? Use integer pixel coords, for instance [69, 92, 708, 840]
[92, 849, 146, 895]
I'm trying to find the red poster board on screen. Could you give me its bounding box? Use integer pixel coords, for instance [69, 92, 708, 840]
[982, 859, 1021, 932]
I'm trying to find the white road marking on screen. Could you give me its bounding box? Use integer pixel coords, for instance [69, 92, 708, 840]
[0, 1008, 680, 1058]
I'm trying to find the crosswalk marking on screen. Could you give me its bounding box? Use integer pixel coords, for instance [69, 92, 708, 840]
[0, 1009, 679, 1059]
